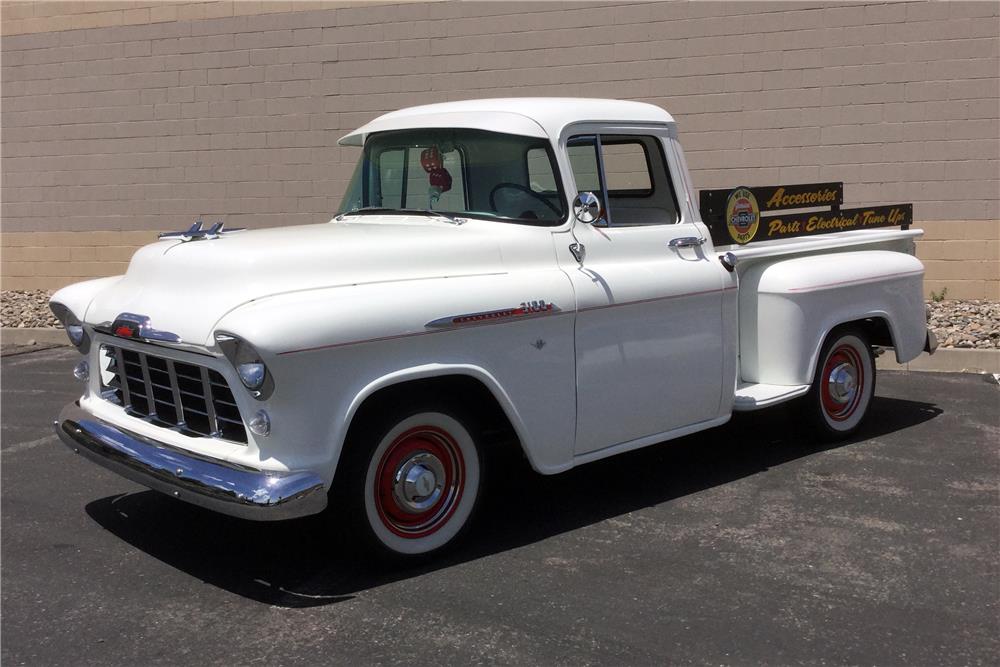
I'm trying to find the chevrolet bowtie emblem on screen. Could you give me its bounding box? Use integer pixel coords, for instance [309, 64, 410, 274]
[114, 323, 138, 338]
[109, 313, 181, 343]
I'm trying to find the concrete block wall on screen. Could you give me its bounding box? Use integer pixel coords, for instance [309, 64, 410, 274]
[1, 1, 998, 297]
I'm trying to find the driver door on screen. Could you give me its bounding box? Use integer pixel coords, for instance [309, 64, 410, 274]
[561, 133, 727, 456]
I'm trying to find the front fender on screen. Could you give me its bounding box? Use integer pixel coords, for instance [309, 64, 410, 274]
[50, 276, 124, 323]
[340, 363, 539, 471]
[213, 271, 577, 484]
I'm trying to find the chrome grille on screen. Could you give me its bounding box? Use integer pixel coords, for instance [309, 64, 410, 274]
[98, 344, 247, 443]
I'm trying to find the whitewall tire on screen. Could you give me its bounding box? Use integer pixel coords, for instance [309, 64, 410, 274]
[807, 329, 875, 439]
[335, 405, 483, 560]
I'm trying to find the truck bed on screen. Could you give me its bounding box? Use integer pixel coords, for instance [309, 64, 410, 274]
[717, 227, 922, 263]
[721, 228, 927, 411]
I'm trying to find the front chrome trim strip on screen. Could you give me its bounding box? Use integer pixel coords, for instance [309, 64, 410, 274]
[54, 402, 327, 521]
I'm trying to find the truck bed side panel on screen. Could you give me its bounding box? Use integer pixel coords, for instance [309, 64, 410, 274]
[740, 250, 925, 386]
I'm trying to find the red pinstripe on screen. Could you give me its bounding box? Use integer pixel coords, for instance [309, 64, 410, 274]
[786, 270, 923, 293]
[277, 284, 736, 356]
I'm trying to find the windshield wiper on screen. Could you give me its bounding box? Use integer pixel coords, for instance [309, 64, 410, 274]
[335, 207, 394, 220]
[410, 209, 466, 225]
[336, 207, 465, 225]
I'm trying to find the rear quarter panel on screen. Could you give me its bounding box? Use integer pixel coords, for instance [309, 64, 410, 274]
[740, 250, 925, 386]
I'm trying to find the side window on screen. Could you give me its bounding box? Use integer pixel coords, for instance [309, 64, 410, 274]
[568, 134, 680, 226]
[567, 136, 609, 226]
[526, 147, 557, 193]
[567, 141, 602, 193]
[602, 141, 652, 195]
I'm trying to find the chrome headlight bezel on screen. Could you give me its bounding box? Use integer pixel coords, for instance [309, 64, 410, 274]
[50, 302, 91, 354]
[214, 332, 274, 400]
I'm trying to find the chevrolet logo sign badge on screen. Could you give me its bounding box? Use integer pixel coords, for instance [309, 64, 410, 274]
[108, 313, 181, 344]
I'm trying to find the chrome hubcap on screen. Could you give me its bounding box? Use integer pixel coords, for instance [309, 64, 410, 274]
[392, 454, 444, 513]
[827, 362, 858, 405]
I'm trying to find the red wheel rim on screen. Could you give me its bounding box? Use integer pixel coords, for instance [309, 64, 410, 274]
[373, 425, 465, 539]
[821, 344, 864, 422]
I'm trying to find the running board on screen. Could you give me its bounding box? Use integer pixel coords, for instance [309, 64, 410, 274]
[733, 382, 810, 411]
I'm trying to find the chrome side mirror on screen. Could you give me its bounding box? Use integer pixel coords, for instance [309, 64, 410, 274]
[572, 192, 603, 224]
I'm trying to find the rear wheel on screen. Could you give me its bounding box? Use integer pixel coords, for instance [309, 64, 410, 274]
[334, 404, 483, 559]
[806, 328, 876, 440]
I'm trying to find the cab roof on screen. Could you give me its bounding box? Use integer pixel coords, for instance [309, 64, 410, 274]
[339, 97, 676, 146]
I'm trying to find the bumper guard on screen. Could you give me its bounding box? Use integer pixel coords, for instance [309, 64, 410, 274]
[924, 329, 939, 355]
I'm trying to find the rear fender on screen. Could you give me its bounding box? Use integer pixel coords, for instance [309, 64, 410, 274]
[740, 250, 925, 386]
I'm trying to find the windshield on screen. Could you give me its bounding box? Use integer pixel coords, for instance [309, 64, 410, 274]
[337, 129, 567, 226]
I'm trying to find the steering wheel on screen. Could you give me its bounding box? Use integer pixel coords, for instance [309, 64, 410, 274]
[489, 182, 562, 217]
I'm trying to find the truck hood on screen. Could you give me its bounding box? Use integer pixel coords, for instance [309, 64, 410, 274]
[85, 217, 506, 346]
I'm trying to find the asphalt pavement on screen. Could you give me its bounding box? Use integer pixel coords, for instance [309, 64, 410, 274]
[2, 347, 998, 666]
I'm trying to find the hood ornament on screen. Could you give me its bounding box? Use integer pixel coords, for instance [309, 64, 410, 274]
[159, 219, 245, 242]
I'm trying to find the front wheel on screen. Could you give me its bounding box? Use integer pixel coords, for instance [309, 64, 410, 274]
[335, 405, 483, 560]
[806, 328, 876, 440]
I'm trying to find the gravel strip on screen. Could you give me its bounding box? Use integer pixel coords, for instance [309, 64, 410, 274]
[2, 290, 59, 328]
[927, 299, 1000, 349]
[2, 289, 998, 349]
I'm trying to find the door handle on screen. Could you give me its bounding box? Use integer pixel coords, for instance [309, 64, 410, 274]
[668, 236, 706, 248]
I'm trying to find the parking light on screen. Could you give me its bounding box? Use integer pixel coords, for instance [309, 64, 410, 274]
[73, 360, 89, 382]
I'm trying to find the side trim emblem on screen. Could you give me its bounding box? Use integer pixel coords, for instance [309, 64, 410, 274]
[426, 301, 560, 329]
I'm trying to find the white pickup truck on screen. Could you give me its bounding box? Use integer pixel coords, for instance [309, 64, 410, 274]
[52, 98, 934, 559]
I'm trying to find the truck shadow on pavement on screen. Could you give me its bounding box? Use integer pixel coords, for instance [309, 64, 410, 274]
[85, 395, 941, 608]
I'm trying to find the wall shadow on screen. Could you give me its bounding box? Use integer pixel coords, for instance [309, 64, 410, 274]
[85, 396, 941, 608]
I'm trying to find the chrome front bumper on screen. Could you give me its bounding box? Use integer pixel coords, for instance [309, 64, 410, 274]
[54, 402, 327, 521]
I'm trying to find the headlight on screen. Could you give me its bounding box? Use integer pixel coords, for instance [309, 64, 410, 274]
[214, 332, 274, 400]
[237, 362, 266, 391]
[66, 324, 85, 346]
[50, 302, 90, 353]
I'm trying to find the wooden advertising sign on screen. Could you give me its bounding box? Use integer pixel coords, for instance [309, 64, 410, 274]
[698, 182, 912, 247]
[700, 182, 844, 220]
